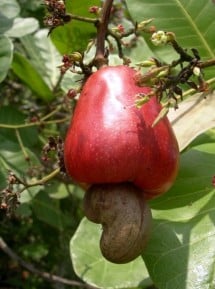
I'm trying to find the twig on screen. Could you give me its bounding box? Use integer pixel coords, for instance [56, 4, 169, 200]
[15, 129, 30, 161]
[182, 76, 215, 97]
[0, 236, 97, 289]
[199, 58, 215, 69]
[19, 168, 61, 194]
[94, 0, 114, 68]
[68, 13, 98, 24]
[0, 117, 70, 129]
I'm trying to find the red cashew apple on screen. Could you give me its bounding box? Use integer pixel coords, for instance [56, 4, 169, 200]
[64, 65, 179, 199]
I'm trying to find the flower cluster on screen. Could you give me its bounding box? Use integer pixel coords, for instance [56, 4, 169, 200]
[0, 172, 21, 216]
[42, 136, 65, 172]
[43, 0, 71, 32]
[151, 30, 168, 46]
[58, 52, 83, 74]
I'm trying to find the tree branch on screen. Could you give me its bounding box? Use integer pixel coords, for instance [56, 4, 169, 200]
[94, 0, 114, 68]
[0, 236, 97, 289]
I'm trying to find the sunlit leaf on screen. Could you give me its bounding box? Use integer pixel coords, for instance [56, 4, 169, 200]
[51, 0, 100, 54]
[0, 36, 13, 83]
[5, 17, 39, 38]
[169, 91, 215, 151]
[70, 217, 152, 289]
[0, 0, 20, 18]
[126, 0, 215, 79]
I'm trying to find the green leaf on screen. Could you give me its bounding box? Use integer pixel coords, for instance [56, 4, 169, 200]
[20, 29, 79, 92]
[20, 29, 63, 90]
[0, 36, 13, 83]
[188, 128, 215, 149]
[168, 91, 215, 151]
[5, 17, 39, 38]
[32, 191, 71, 230]
[51, 0, 99, 54]
[70, 218, 152, 289]
[0, 170, 7, 191]
[126, 0, 215, 79]
[12, 52, 54, 101]
[0, 138, 40, 184]
[20, 242, 49, 262]
[19, 186, 41, 203]
[0, 14, 13, 35]
[144, 143, 215, 289]
[0, 106, 39, 147]
[0, 0, 20, 19]
[0, 0, 20, 34]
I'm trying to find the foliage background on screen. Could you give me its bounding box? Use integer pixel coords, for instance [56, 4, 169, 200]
[0, 1, 215, 289]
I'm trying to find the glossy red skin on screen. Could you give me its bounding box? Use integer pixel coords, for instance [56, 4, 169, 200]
[64, 65, 179, 199]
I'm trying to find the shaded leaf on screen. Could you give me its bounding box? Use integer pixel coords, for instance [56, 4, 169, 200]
[144, 143, 215, 289]
[0, 106, 39, 147]
[20, 242, 49, 262]
[19, 187, 41, 203]
[0, 36, 13, 83]
[0, 14, 14, 35]
[70, 217, 152, 289]
[32, 191, 71, 230]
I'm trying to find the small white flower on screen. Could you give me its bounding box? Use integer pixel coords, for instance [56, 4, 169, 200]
[151, 31, 168, 46]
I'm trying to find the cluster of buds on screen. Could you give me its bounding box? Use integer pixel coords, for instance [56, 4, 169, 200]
[0, 171, 22, 216]
[43, 0, 71, 31]
[44, 0, 65, 14]
[151, 30, 168, 46]
[59, 52, 83, 74]
[151, 31, 176, 46]
[42, 136, 65, 172]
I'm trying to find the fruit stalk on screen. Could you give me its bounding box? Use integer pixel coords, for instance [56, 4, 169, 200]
[94, 0, 114, 68]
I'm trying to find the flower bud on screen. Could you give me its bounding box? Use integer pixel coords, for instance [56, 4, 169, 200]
[193, 66, 201, 77]
[136, 58, 156, 67]
[70, 52, 83, 62]
[137, 19, 153, 31]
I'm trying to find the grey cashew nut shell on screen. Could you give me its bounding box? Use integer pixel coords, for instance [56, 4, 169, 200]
[83, 182, 152, 264]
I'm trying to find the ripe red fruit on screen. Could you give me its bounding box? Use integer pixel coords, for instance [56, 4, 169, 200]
[64, 65, 179, 199]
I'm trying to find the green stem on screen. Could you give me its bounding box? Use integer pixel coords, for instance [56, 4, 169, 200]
[41, 106, 62, 122]
[19, 168, 61, 194]
[0, 117, 70, 129]
[15, 129, 29, 161]
[68, 13, 98, 24]
[182, 77, 215, 97]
